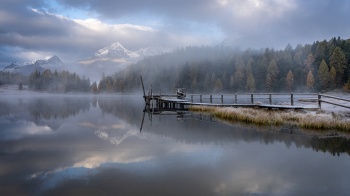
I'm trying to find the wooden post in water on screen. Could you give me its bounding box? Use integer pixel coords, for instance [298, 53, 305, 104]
[191, 95, 193, 102]
[235, 94, 237, 104]
[318, 93, 322, 108]
[269, 93, 272, 105]
[251, 94, 254, 104]
[200, 95, 202, 103]
[221, 95, 223, 104]
[210, 95, 212, 103]
[291, 92, 294, 106]
[140, 75, 146, 102]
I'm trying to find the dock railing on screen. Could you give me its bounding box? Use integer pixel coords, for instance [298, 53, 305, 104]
[186, 93, 350, 109]
[319, 94, 350, 109]
[187, 93, 318, 106]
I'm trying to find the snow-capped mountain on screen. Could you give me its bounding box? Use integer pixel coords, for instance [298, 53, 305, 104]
[75, 42, 172, 82]
[94, 42, 140, 59]
[82, 42, 172, 64]
[3, 55, 64, 75]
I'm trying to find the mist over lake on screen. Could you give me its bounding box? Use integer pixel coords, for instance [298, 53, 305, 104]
[1, 94, 350, 195]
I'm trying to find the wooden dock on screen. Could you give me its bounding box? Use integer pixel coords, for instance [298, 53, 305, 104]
[140, 76, 350, 112]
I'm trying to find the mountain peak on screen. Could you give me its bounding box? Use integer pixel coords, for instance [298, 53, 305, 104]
[94, 42, 135, 58]
[47, 55, 63, 64]
[2, 55, 64, 75]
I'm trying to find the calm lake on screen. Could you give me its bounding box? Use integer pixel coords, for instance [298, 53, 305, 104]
[1, 94, 350, 195]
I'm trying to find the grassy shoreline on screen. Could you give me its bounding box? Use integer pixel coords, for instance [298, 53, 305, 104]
[190, 106, 350, 132]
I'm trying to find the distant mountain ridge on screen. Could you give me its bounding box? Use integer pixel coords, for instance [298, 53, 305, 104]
[81, 42, 172, 64]
[1, 42, 173, 81]
[2, 55, 64, 75]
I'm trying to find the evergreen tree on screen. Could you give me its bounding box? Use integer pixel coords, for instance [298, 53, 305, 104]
[318, 59, 329, 90]
[91, 82, 98, 94]
[329, 46, 347, 87]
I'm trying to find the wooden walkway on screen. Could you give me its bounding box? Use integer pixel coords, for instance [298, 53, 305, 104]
[140, 76, 350, 111]
[154, 96, 319, 110]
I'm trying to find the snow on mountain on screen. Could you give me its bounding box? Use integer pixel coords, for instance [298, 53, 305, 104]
[75, 42, 173, 82]
[2, 56, 64, 75]
[91, 42, 172, 62]
[94, 42, 140, 59]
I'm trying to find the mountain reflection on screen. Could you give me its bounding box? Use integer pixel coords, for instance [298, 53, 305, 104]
[1, 95, 350, 195]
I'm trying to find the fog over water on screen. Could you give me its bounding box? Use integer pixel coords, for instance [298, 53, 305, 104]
[0, 94, 350, 195]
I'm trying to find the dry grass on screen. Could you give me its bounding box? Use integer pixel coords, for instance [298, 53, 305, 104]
[190, 106, 350, 131]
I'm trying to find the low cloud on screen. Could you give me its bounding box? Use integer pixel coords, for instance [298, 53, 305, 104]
[1, 0, 350, 67]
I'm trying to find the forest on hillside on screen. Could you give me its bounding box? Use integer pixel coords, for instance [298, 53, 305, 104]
[99, 37, 350, 93]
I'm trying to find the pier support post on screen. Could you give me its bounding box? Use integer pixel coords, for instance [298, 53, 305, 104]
[235, 94, 237, 104]
[251, 94, 254, 104]
[221, 95, 223, 104]
[291, 92, 294, 106]
[269, 93, 272, 105]
[210, 95, 212, 103]
[318, 93, 322, 108]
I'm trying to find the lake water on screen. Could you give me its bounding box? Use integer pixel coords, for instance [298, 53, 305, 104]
[1, 95, 350, 195]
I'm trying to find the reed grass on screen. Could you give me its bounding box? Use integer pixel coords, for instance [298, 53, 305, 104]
[190, 106, 350, 131]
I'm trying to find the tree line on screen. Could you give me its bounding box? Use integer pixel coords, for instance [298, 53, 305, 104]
[28, 69, 91, 93]
[98, 37, 350, 93]
[0, 71, 28, 86]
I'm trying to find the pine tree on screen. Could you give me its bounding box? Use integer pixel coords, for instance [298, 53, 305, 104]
[286, 70, 294, 92]
[91, 82, 98, 94]
[318, 59, 329, 90]
[329, 46, 347, 87]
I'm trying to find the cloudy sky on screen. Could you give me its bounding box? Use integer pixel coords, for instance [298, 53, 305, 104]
[1, 0, 350, 68]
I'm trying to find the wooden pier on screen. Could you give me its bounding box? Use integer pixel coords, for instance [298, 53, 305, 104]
[140, 76, 350, 112]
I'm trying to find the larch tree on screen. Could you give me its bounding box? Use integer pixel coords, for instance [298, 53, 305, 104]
[318, 59, 329, 90]
[246, 73, 256, 93]
[306, 70, 315, 90]
[329, 66, 336, 89]
[265, 60, 279, 91]
[265, 73, 272, 92]
[286, 70, 294, 92]
[214, 79, 223, 92]
[304, 53, 315, 72]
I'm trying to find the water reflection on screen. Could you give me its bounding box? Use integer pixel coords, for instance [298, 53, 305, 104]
[0, 95, 350, 195]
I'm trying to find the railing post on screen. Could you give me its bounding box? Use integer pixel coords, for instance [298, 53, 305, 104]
[251, 94, 254, 104]
[200, 95, 202, 103]
[221, 95, 223, 104]
[210, 95, 212, 103]
[318, 93, 322, 109]
[235, 94, 237, 104]
[269, 93, 272, 105]
[291, 92, 294, 106]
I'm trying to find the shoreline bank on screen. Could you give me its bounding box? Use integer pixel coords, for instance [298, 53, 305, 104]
[190, 106, 350, 132]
